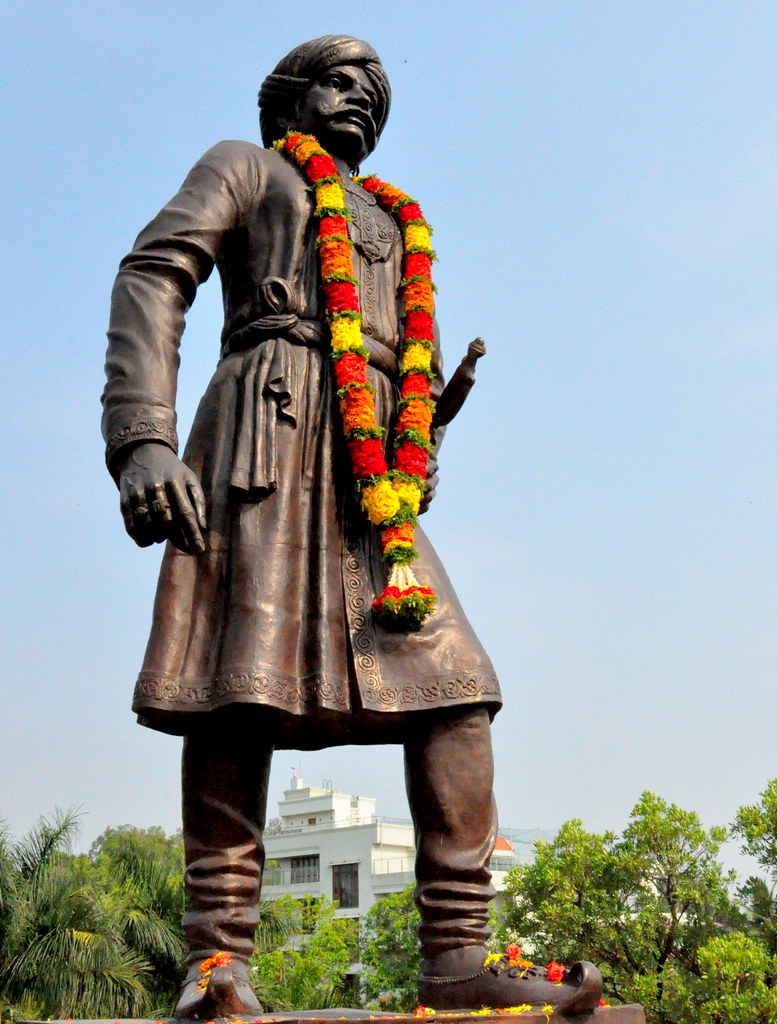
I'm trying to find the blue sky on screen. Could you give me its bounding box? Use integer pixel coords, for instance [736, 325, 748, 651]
[2, 1, 777, 871]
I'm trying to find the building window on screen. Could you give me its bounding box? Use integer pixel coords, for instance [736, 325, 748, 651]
[308, 817, 316, 826]
[332, 862, 359, 909]
[290, 855, 319, 884]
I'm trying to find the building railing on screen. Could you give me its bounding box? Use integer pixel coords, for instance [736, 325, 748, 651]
[263, 867, 320, 887]
[266, 814, 414, 837]
[371, 856, 415, 875]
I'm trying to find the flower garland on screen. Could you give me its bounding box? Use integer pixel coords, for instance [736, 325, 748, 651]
[274, 131, 438, 631]
[196, 950, 233, 991]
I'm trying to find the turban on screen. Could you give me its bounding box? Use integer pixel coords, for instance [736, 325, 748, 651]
[258, 35, 391, 151]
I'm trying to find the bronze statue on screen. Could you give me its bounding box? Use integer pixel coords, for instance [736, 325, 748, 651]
[103, 35, 603, 1017]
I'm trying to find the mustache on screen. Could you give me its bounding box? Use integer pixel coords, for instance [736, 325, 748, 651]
[321, 105, 377, 149]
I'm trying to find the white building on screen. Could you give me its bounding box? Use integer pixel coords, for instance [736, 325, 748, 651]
[263, 775, 548, 919]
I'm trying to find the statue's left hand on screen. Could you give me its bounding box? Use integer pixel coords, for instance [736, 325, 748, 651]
[419, 452, 439, 515]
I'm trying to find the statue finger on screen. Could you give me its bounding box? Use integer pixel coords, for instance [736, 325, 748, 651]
[186, 475, 208, 529]
[120, 477, 149, 538]
[169, 478, 206, 554]
[148, 484, 173, 524]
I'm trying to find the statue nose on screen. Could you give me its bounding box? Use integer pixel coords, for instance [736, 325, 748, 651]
[347, 84, 371, 108]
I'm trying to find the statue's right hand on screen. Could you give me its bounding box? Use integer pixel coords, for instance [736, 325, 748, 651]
[116, 443, 207, 555]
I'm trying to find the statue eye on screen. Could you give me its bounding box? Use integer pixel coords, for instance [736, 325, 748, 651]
[323, 72, 349, 91]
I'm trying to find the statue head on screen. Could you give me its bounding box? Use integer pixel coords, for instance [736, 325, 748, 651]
[259, 35, 391, 168]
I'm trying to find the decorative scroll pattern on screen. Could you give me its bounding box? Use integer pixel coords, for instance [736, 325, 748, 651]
[134, 670, 349, 715]
[106, 418, 179, 465]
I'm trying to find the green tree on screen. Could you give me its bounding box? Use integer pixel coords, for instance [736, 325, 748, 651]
[499, 792, 738, 1023]
[0, 811, 154, 1020]
[662, 932, 777, 1024]
[360, 884, 421, 1011]
[732, 779, 777, 956]
[250, 895, 358, 1010]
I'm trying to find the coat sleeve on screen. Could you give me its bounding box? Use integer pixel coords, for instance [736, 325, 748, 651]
[101, 140, 265, 475]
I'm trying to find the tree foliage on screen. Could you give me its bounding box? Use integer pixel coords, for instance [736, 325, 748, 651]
[498, 792, 739, 1023]
[360, 883, 421, 1011]
[250, 895, 358, 1010]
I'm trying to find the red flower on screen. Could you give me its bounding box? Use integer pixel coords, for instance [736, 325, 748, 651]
[360, 175, 383, 195]
[394, 440, 427, 477]
[401, 372, 431, 398]
[397, 203, 423, 225]
[348, 438, 387, 478]
[283, 133, 304, 153]
[547, 961, 566, 982]
[319, 214, 348, 237]
[506, 943, 522, 960]
[599, 999, 609, 1007]
[404, 309, 434, 340]
[405, 252, 432, 279]
[334, 352, 368, 388]
[323, 280, 358, 312]
[305, 153, 337, 182]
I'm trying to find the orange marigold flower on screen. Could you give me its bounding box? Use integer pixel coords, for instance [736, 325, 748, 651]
[403, 279, 434, 310]
[341, 386, 375, 418]
[397, 399, 432, 435]
[382, 523, 414, 547]
[319, 239, 355, 278]
[294, 138, 322, 164]
[377, 183, 406, 209]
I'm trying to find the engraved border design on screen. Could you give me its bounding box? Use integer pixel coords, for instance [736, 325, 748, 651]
[133, 669, 349, 716]
[106, 419, 179, 464]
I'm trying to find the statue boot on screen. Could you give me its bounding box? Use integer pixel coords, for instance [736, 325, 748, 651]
[406, 707, 602, 1013]
[418, 947, 603, 1013]
[174, 953, 260, 1019]
[173, 733, 271, 1019]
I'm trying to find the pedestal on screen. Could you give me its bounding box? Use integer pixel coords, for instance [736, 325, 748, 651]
[30, 1007, 645, 1024]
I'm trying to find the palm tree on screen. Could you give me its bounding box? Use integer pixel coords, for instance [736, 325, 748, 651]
[0, 810, 158, 1019]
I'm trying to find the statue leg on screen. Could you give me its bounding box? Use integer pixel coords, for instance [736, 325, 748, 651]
[407, 706, 602, 1012]
[173, 731, 271, 1019]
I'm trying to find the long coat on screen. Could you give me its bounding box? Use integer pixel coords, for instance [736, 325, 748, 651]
[103, 140, 500, 748]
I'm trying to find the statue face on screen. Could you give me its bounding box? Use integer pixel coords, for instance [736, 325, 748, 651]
[294, 65, 378, 167]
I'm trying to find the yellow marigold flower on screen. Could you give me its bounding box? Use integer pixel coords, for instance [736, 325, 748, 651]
[361, 479, 401, 525]
[392, 478, 422, 515]
[330, 318, 362, 351]
[483, 952, 502, 967]
[403, 279, 434, 310]
[316, 181, 346, 210]
[405, 224, 431, 251]
[293, 138, 322, 163]
[401, 343, 432, 373]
